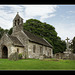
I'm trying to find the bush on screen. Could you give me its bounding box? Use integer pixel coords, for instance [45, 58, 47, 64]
[18, 53, 22, 59]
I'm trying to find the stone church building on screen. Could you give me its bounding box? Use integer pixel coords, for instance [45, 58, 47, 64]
[0, 13, 53, 59]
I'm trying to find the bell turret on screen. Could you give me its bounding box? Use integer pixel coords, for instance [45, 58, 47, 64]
[12, 12, 23, 34]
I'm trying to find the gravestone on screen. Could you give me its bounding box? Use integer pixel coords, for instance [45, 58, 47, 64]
[63, 37, 72, 59]
[8, 52, 18, 61]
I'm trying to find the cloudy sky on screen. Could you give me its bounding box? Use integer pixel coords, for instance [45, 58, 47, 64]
[0, 5, 75, 41]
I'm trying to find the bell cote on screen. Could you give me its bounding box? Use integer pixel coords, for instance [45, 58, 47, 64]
[13, 12, 23, 33]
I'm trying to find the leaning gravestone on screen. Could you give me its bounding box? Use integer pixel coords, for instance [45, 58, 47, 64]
[8, 52, 18, 61]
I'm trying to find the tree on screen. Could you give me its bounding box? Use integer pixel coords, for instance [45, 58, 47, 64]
[23, 19, 66, 54]
[71, 37, 75, 53]
[8, 28, 12, 35]
[0, 27, 5, 39]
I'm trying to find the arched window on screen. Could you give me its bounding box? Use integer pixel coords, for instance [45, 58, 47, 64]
[15, 20, 16, 26]
[17, 48, 19, 53]
[49, 49, 51, 55]
[33, 45, 36, 53]
[40, 46, 43, 55]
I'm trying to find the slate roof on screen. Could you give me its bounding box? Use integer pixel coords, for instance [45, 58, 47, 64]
[8, 35, 24, 47]
[24, 30, 53, 48]
[7, 30, 52, 48]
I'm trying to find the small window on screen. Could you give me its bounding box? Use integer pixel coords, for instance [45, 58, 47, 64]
[45, 47, 47, 50]
[33, 45, 36, 53]
[17, 48, 19, 53]
[48, 52, 49, 56]
[15, 20, 16, 26]
[49, 49, 51, 55]
[40, 46, 43, 55]
[18, 19, 19, 25]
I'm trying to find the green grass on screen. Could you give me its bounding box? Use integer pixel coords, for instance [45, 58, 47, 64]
[0, 58, 75, 70]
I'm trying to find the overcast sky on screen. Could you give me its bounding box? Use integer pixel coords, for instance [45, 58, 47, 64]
[0, 5, 75, 41]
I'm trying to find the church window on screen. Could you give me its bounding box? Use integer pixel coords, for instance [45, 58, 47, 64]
[17, 48, 19, 53]
[33, 45, 36, 53]
[40, 46, 43, 55]
[49, 49, 51, 55]
[15, 20, 16, 26]
[48, 52, 49, 56]
[18, 19, 19, 25]
[45, 47, 47, 50]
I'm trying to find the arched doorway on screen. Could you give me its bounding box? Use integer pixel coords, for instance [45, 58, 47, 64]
[2, 46, 8, 58]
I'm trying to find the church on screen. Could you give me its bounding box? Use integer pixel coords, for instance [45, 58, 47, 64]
[0, 12, 53, 59]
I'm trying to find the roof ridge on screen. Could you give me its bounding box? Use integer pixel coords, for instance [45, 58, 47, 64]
[24, 30, 52, 48]
[43, 38, 53, 48]
[24, 30, 43, 39]
[8, 35, 24, 47]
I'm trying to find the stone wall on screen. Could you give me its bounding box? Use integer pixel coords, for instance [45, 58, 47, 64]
[54, 53, 64, 59]
[69, 53, 75, 60]
[11, 30, 29, 58]
[9, 46, 24, 58]
[0, 34, 13, 58]
[28, 41, 53, 59]
[0, 34, 24, 58]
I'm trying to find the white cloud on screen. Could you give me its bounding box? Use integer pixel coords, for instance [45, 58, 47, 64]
[0, 5, 58, 29]
[0, 5, 74, 41]
[0, 5, 24, 29]
[54, 23, 75, 40]
[68, 11, 75, 13]
[40, 14, 55, 21]
[24, 5, 57, 21]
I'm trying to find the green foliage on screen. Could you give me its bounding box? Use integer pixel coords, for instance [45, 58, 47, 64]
[71, 37, 75, 53]
[18, 53, 22, 59]
[8, 28, 12, 35]
[23, 19, 66, 54]
[0, 59, 75, 70]
[0, 27, 12, 39]
[0, 27, 5, 39]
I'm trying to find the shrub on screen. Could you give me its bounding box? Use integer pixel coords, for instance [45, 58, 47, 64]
[18, 53, 22, 59]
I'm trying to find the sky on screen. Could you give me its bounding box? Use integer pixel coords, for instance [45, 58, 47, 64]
[0, 5, 75, 41]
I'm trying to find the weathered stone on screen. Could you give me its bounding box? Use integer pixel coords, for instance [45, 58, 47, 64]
[0, 12, 53, 59]
[8, 52, 18, 61]
[39, 56, 44, 60]
[54, 53, 64, 59]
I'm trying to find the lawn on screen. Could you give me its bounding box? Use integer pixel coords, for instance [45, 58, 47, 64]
[0, 58, 75, 70]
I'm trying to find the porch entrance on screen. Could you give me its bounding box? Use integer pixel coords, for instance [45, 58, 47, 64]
[2, 46, 8, 58]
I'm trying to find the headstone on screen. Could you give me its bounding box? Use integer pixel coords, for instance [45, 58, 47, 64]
[63, 37, 72, 59]
[8, 52, 18, 61]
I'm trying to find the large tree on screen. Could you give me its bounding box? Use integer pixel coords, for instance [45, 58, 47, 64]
[71, 37, 75, 53]
[23, 19, 66, 54]
[0, 27, 6, 39]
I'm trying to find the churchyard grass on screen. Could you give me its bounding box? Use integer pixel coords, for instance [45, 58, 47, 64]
[0, 58, 75, 70]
